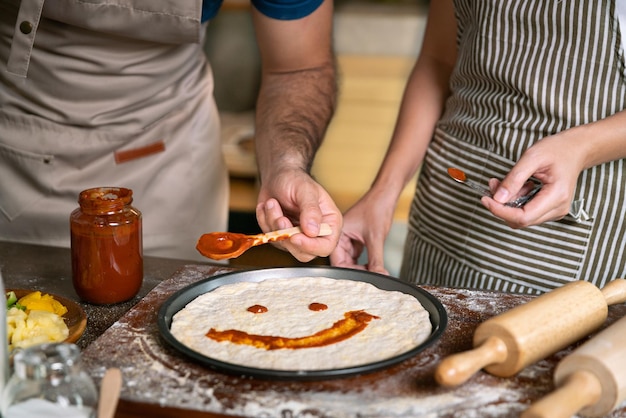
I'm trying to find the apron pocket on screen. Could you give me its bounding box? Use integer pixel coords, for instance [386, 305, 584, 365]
[413, 129, 594, 289]
[0, 141, 56, 220]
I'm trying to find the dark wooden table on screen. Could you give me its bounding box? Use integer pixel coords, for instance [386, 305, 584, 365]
[2, 241, 626, 417]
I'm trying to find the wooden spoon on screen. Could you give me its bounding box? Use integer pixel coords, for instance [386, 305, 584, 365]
[196, 223, 333, 260]
[98, 368, 122, 418]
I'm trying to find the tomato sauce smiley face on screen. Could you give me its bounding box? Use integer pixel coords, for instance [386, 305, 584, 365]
[206, 302, 380, 350]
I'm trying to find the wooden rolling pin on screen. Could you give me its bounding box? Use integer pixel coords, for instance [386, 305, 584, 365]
[522, 314, 626, 418]
[435, 279, 626, 387]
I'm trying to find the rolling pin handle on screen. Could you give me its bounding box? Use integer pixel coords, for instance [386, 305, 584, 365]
[600, 278, 626, 306]
[435, 336, 508, 387]
[521, 370, 602, 418]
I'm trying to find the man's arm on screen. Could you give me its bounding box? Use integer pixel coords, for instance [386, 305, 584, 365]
[252, 0, 342, 261]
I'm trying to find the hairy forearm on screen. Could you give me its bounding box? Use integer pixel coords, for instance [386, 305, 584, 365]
[255, 58, 337, 181]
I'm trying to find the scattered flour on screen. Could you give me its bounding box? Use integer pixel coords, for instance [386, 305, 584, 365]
[80, 266, 626, 418]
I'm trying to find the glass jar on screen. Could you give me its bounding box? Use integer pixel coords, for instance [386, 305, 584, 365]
[70, 187, 143, 304]
[1, 270, 8, 399]
[1, 343, 98, 418]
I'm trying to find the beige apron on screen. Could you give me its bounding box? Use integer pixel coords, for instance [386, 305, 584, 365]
[0, 0, 229, 261]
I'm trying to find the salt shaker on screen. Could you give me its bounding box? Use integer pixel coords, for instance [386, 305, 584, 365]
[1, 270, 8, 402]
[1, 343, 98, 418]
[70, 187, 143, 304]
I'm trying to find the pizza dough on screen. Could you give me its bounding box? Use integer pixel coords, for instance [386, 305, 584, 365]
[170, 277, 432, 371]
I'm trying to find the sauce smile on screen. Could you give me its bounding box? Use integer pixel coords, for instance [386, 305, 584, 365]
[206, 310, 380, 350]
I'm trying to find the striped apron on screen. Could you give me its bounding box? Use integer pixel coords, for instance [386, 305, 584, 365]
[0, 0, 228, 261]
[400, 0, 626, 294]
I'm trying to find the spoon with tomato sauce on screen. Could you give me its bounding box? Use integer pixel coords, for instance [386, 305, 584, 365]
[447, 167, 541, 208]
[196, 223, 332, 260]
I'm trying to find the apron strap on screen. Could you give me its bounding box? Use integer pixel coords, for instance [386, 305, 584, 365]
[6, 0, 45, 78]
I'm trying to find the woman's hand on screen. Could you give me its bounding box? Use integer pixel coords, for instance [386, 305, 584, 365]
[330, 189, 396, 275]
[481, 130, 586, 228]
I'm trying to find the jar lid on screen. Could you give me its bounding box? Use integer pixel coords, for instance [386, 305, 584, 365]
[77, 187, 133, 213]
[13, 343, 80, 380]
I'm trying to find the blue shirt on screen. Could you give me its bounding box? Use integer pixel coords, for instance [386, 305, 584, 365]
[201, 0, 324, 22]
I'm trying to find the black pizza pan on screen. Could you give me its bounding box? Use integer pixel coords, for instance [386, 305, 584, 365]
[157, 266, 447, 381]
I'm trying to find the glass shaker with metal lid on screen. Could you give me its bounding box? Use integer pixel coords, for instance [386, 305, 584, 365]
[1, 342, 98, 417]
[1, 270, 8, 402]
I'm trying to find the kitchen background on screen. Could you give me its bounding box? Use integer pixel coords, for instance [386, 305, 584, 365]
[205, 0, 429, 275]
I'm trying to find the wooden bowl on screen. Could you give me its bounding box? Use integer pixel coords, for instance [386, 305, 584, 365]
[8, 289, 87, 344]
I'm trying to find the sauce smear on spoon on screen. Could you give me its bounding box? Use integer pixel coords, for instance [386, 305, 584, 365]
[447, 167, 467, 182]
[196, 232, 256, 260]
[196, 223, 332, 260]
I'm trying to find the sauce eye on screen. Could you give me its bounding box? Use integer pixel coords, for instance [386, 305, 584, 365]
[309, 302, 328, 311]
[247, 304, 268, 313]
[247, 302, 328, 313]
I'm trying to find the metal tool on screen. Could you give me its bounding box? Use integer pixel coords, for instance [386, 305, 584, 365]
[447, 167, 542, 208]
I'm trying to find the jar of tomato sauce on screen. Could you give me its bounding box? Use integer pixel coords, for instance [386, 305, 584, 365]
[70, 187, 143, 304]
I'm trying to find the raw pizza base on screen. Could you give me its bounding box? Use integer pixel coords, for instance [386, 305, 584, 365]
[170, 277, 432, 371]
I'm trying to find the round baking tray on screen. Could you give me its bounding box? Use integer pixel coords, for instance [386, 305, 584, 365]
[158, 266, 447, 380]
